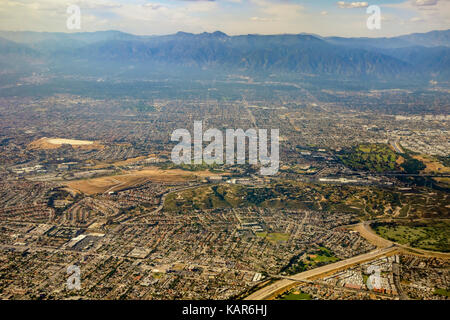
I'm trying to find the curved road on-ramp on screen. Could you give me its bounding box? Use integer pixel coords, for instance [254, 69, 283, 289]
[245, 245, 398, 300]
[245, 220, 450, 300]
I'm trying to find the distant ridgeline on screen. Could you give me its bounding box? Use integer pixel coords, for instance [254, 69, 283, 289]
[0, 29, 449, 91]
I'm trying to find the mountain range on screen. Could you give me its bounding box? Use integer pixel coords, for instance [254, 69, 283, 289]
[0, 29, 449, 83]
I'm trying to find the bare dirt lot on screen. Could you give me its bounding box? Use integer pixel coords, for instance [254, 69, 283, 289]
[65, 167, 219, 195]
[28, 137, 104, 150]
[413, 155, 450, 173]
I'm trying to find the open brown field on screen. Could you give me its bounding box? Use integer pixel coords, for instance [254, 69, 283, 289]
[396, 155, 405, 165]
[413, 155, 450, 174]
[65, 167, 219, 195]
[28, 137, 104, 150]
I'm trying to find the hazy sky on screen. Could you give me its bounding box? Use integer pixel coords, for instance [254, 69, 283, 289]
[0, 0, 449, 37]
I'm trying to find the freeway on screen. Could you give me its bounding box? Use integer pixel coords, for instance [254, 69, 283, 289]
[357, 220, 450, 259]
[245, 245, 398, 300]
[246, 218, 450, 300]
[389, 140, 404, 154]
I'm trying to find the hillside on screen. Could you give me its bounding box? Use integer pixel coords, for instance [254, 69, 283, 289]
[0, 29, 448, 83]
